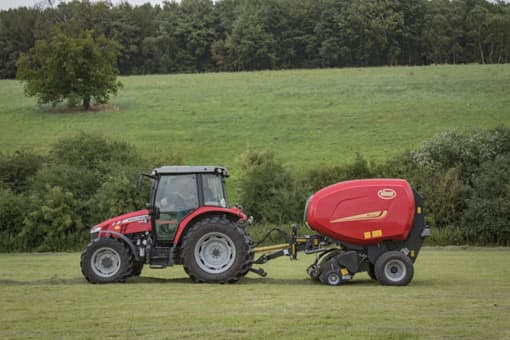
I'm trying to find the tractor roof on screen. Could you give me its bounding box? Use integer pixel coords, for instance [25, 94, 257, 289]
[153, 166, 229, 177]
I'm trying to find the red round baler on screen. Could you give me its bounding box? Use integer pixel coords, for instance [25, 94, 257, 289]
[306, 179, 416, 245]
[301, 178, 430, 286]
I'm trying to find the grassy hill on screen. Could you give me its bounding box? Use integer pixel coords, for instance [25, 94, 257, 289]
[1, 64, 509, 179]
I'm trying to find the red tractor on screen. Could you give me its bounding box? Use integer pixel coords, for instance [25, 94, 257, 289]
[81, 166, 430, 286]
[80, 166, 253, 284]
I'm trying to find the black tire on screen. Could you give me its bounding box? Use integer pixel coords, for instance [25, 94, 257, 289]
[80, 238, 133, 284]
[306, 264, 321, 281]
[180, 216, 253, 283]
[374, 251, 414, 286]
[130, 261, 144, 277]
[323, 270, 342, 286]
[368, 263, 377, 281]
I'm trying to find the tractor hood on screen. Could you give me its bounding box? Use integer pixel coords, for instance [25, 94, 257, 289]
[90, 209, 151, 235]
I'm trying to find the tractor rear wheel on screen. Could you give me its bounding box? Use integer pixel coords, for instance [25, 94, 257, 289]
[180, 216, 252, 283]
[374, 251, 414, 286]
[80, 238, 133, 283]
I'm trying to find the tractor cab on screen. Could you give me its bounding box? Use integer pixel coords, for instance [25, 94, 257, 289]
[142, 166, 229, 243]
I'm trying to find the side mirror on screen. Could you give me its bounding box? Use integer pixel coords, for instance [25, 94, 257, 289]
[145, 203, 160, 219]
[136, 174, 143, 192]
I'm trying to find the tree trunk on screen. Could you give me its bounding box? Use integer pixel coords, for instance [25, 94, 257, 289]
[479, 39, 485, 64]
[83, 97, 91, 110]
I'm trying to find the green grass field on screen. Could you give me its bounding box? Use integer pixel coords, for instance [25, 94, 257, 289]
[1, 65, 509, 179]
[0, 248, 509, 339]
[1, 65, 509, 338]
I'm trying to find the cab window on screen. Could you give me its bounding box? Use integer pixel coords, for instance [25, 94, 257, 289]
[154, 174, 199, 240]
[202, 174, 226, 208]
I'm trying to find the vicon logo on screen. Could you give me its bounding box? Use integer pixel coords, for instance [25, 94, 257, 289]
[378, 188, 397, 200]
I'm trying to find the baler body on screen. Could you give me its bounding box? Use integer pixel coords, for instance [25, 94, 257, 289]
[306, 179, 417, 245]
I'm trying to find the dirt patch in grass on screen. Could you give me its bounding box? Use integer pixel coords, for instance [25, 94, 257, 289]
[46, 104, 119, 113]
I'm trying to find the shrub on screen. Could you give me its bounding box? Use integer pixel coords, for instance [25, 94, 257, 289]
[238, 150, 300, 223]
[0, 150, 46, 193]
[421, 167, 470, 228]
[50, 131, 142, 175]
[412, 126, 510, 183]
[0, 189, 25, 234]
[22, 185, 85, 251]
[461, 155, 510, 245]
[88, 172, 147, 224]
[30, 164, 100, 201]
[0, 189, 26, 251]
[302, 153, 373, 194]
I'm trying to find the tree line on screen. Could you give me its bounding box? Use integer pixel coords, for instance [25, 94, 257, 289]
[1, 0, 509, 79]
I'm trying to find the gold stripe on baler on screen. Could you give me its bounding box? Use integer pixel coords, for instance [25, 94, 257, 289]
[330, 210, 388, 223]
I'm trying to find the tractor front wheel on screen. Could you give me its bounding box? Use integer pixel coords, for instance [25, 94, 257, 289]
[374, 251, 414, 286]
[80, 238, 133, 283]
[180, 216, 252, 283]
[130, 261, 144, 277]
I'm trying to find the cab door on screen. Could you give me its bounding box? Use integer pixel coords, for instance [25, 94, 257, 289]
[153, 174, 199, 242]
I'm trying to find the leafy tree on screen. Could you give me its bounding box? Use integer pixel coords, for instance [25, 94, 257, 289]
[313, 0, 343, 67]
[467, 4, 490, 64]
[486, 10, 510, 63]
[339, 0, 405, 66]
[226, 1, 277, 70]
[111, 3, 160, 74]
[16, 26, 122, 110]
[422, 0, 464, 64]
[0, 8, 39, 78]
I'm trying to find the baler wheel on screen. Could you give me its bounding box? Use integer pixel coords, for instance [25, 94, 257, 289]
[374, 251, 414, 286]
[324, 271, 342, 286]
[180, 216, 252, 283]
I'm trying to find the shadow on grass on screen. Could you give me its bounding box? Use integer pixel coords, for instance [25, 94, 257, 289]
[0, 277, 86, 286]
[0, 275, 432, 287]
[128, 276, 385, 286]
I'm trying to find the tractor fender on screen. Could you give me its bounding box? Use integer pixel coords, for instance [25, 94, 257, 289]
[173, 206, 247, 245]
[97, 230, 140, 262]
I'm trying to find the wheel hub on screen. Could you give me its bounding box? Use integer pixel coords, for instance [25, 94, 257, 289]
[212, 248, 221, 258]
[384, 259, 406, 282]
[91, 247, 121, 278]
[195, 232, 236, 274]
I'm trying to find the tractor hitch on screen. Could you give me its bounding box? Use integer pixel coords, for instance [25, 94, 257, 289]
[249, 267, 267, 277]
[252, 225, 331, 266]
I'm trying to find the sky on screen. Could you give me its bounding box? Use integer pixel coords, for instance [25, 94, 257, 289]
[0, 0, 166, 10]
